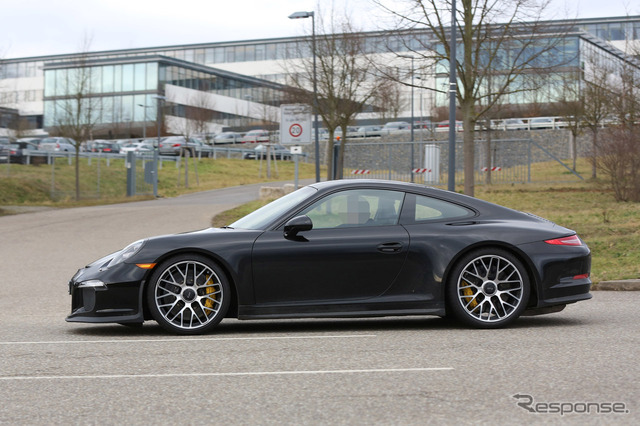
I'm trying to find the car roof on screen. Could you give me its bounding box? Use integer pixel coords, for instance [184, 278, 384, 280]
[306, 179, 529, 219]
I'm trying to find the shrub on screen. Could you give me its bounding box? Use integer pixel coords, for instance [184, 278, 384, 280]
[598, 126, 640, 202]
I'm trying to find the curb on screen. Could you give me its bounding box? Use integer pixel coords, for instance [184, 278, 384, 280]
[592, 279, 640, 291]
[0, 205, 57, 215]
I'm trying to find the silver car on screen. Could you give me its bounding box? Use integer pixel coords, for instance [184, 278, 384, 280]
[158, 136, 203, 156]
[39, 137, 76, 152]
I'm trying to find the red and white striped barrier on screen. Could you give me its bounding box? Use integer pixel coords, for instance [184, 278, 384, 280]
[481, 166, 502, 172]
[350, 169, 370, 175]
[412, 168, 432, 174]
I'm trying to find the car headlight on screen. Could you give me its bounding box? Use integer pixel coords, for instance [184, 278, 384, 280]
[109, 240, 146, 268]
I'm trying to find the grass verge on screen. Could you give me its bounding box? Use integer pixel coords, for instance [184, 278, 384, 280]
[0, 156, 317, 210]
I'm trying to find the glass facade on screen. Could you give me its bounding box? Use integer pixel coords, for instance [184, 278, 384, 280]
[43, 56, 288, 129]
[43, 62, 159, 128]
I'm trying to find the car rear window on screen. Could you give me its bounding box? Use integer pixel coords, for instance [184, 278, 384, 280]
[412, 195, 473, 222]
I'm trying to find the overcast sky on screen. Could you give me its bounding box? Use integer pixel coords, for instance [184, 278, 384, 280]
[1, 0, 637, 59]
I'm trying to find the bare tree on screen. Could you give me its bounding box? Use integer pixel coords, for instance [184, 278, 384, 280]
[50, 36, 102, 200]
[188, 91, 217, 143]
[555, 70, 584, 172]
[374, 0, 572, 196]
[579, 48, 613, 179]
[372, 75, 406, 123]
[599, 126, 640, 201]
[284, 5, 379, 179]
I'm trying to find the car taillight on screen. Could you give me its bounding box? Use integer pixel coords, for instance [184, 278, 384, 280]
[172, 144, 181, 147]
[544, 235, 582, 246]
[56, 143, 61, 148]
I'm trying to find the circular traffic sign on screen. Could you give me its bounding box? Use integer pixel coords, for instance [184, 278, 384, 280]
[289, 123, 303, 138]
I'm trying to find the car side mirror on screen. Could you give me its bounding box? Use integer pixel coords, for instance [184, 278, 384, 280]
[283, 215, 313, 239]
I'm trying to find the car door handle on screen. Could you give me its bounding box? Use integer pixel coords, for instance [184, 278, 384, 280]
[377, 242, 403, 253]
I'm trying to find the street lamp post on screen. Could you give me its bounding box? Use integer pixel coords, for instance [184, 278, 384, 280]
[137, 103, 152, 139]
[448, 0, 457, 192]
[151, 95, 166, 198]
[288, 10, 320, 183]
[399, 54, 415, 182]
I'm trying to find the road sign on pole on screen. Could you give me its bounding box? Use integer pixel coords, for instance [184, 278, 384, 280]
[280, 104, 312, 145]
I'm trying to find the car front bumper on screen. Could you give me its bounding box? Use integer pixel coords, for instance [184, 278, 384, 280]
[66, 261, 148, 324]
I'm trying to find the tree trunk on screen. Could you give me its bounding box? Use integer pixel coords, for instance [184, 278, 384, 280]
[591, 128, 598, 179]
[485, 123, 492, 185]
[326, 131, 335, 181]
[75, 148, 80, 201]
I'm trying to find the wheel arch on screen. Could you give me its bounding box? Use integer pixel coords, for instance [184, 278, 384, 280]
[442, 242, 540, 311]
[140, 248, 239, 320]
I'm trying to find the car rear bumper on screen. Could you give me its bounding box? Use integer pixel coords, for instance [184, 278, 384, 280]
[518, 240, 592, 308]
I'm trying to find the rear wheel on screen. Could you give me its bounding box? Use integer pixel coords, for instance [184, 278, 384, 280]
[147, 254, 230, 334]
[447, 248, 530, 328]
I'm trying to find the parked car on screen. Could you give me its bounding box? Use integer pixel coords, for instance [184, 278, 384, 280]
[16, 137, 44, 148]
[529, 117, 555, 129]
[435, 120, 464, 132]
[6, 141, 43, 164]
[39, 137, 76, 152]
[213, 132, 243, 144]
[66, 179, 592, 334]
[243, 144, 292, 160]
[0, 136, 16, 147]
[0, 144, 9, 163]
[90, 140, 121, 154]
[413, 121, 433, 130]
[502, 118, 528, 130]
[355, 125, 383, 138]
[381, 121, 411, 133]
[241, 129, 270, 143]
[121, 142, 154, 155]
[158, 136, 204, 156]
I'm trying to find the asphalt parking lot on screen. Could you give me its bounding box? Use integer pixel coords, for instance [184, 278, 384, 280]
[0, 183, 638, 425]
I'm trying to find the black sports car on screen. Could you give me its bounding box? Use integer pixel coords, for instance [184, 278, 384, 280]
[67, 179, 591, 334]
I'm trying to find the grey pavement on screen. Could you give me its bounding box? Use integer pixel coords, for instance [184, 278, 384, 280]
[0, 181, 638, 425]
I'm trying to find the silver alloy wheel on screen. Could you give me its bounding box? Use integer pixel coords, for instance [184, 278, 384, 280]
[153, 260, 224, 330]
[456, 255, 524, 323]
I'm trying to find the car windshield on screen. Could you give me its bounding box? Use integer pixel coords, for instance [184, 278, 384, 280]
[230, 186, 317, 230]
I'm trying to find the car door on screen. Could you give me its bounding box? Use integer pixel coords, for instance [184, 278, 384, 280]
[251, 189, 409, 304]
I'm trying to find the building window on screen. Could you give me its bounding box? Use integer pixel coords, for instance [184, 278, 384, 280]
[102, 65, 115, 93]
[225, 47, 235, 62]
[122, 64, 134, 91]
[114, 65, 123, 92]
[205, 48, 214, 63]
[146, 62, 158, 91]
[134, 63, 146, 91]
[214, 47, 225, 63]
[255, 44, 265, 61]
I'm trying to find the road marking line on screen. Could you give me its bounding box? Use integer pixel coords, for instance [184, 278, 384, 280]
[0, 334, 376, 346]
[0, 368, 453, 381]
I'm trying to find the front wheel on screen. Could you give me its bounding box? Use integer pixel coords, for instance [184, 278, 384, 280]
[146, 254, 230, 334]
[447, 248, 530, 328]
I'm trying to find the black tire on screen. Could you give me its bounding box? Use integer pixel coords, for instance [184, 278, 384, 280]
[146, 254, 230, 335]
[446, 248, 530, 328]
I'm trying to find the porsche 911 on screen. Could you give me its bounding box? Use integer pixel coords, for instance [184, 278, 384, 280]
[67, 179, 591, 334]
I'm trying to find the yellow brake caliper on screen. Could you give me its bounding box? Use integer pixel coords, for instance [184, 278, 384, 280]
[461, 281, 478, 309]
[203, 275, 216, 315]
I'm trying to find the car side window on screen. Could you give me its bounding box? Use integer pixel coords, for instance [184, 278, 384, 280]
[413, 195, 473, 222]
[301, 189, 405, 229]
